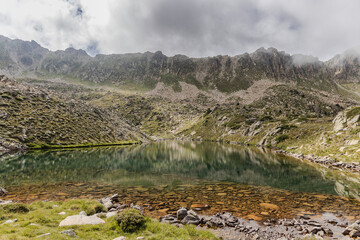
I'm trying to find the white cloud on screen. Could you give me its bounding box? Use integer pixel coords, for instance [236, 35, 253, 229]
[0, 0, 359, 60]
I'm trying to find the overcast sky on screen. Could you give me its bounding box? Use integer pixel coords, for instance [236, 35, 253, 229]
[0, 0, 359, 60]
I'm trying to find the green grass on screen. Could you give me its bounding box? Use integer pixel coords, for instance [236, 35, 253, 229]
[346, 106, 360, 119]
[27, 141, 141, 150]
[0, 200, 218, 240]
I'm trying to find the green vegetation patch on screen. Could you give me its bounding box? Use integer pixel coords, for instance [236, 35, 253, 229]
[115, 209, 146, 233]
[346, 107, 360, 119]
[0, 200, 218, 240]
[27, 141, 141, 150]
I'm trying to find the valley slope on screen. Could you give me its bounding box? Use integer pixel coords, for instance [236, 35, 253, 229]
[2, 35, 360, 163]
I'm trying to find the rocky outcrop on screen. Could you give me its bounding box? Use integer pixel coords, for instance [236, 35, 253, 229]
[333, 106, 360, 131]
[0, 35, 349, 94]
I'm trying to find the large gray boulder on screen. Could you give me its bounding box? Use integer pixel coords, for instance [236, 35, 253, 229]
[59, 215, 105, 226]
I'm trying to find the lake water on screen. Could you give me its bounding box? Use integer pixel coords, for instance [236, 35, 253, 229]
[1, 141, 360, 220]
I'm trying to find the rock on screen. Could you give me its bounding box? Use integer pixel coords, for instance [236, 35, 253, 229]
[2, 219, 17, 224]
[79, 211, 87, 216]
[103, 200, 113, 210]
[323, 228, 333, 237]
[181, 210, 200, 225]
[59, 215, 105, 226]
[0, 199, 13, 205]
[110, 194, 119, 201]
[60, 229, 78, 237]
[206, 216, 225, 228]
[36, 233, 51, 238]
[350, 230, 360, 238]
[131, 204, 144, 215]
[303, 234, 324, 240]
[113, 237, 127, 240]
[161, 214, 177, 224]
[307, 220, 321, 227]
[106, 211, 117, 218]
[136, 237, 145, 240]
[310, 227, 323, 234]
[0, 187, 8, 196]
[118, 204, 128, 210]
[177, 207, 188, 220]
[216, 212, 238, 227]
[345, 139, 359, 145]
[58, 212, 66, 215]
[333, 112, 347, 132]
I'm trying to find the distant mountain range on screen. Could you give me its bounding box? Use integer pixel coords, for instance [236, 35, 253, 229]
[1, 35, 360, 93]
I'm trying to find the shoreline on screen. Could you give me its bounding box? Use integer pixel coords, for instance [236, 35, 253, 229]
[0, 195, 358, 240]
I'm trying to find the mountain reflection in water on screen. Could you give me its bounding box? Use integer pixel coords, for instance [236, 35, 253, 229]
[0, 141, 359, 198]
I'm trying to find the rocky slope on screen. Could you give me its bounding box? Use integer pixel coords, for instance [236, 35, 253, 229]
[0, 75, 147, 153]
[1, 35, 360, 95]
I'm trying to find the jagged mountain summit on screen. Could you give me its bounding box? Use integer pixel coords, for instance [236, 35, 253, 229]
[1, 35, 360, 94]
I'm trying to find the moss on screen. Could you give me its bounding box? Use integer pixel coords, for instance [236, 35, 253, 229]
[114, 209, 146, 233]
[81, 202, 106, 216]
[346, 107, 360, 119]
[1, 204, 30, 214]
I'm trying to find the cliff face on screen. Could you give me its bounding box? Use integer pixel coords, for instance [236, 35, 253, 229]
[326, 49, 360, 83]
[0, 35, 350, 93]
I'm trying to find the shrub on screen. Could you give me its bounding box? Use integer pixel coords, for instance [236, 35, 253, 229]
[1, 204, 30, 213]
[114, 209, 145, 233]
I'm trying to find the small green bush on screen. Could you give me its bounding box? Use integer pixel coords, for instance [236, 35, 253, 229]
[114, 209, 145, 233]
[1, 204, 30, 213]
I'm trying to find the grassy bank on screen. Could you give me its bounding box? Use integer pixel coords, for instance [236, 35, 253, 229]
[0, 200, 217, 240]
[27, 141, 141, 150]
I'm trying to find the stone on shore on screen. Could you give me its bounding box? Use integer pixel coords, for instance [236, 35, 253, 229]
[59, 215, 105, 226]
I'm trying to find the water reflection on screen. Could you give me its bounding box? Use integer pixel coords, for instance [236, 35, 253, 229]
[1, 141, 359, 198]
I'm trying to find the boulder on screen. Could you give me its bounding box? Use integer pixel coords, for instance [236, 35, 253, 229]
[206, 216, 225, 228]
[177, 207, 188, 220]
[181, 210, 200, 225]
[216, 212, 238, 227]
[333, 112, 347, 132]
[161, 214, 177, 224]
[0, 187, 8, 196]
[59, 215, 105, 226]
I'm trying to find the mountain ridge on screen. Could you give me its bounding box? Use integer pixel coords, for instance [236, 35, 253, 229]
[1, 35, 360, 93]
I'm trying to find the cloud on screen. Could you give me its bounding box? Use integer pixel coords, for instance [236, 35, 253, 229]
[0, 0, 359, 60]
